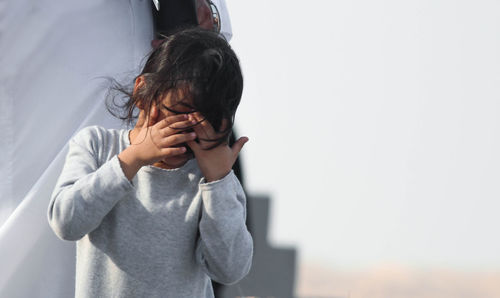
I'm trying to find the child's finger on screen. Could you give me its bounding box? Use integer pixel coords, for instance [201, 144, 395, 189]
[189, 114, 214, 146]
[186, 139, 201, 154]
[159, 146, 187, 157]
[191, 121, 209, 142]
[160, 132, 197, 148]
[193, 114, 216, 137]
[160, 119, 195, 137]
[231, 137, 249, 156]
[156, 114, 189, 129]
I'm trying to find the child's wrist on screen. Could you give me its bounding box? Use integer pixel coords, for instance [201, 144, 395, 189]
[204, 169, 231, 183]
[118, 147, 144, 180]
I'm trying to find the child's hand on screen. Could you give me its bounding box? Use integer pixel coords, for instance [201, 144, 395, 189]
[186, 113, 249, 182]
[118, 106, 197, 180]
[132, 113, 196, 166]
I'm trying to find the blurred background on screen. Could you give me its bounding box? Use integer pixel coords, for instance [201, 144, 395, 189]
[228, 0, 500, 297]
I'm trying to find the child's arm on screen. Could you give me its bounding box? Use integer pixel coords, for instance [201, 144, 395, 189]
[47, 127, 134, 241]
[187, 113, 253, 284]
[196, 172, 253, 285]
[48, 117, 196, 241]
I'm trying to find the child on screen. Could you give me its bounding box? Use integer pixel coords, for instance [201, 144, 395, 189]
[47, 28, 253, 298]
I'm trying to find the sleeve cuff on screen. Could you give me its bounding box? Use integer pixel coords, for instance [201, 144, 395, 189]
[199, 170, 235, 189]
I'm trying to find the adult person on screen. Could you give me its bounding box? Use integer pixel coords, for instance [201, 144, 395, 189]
[0, 0, 233, 296]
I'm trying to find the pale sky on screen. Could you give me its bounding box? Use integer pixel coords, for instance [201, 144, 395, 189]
[228, 0, 500, 270]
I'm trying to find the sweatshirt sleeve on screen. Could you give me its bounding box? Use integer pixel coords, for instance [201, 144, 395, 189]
[47, 128, 134, 241]
[195, 171, 253, 285]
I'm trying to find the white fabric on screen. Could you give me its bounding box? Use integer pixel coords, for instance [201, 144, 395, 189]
[0, 0, 233, 296]
[0, 0, 154, 296]
[213, 0, 233, 41]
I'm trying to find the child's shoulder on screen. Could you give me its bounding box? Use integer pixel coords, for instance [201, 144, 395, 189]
[71, 125, 126, 153]
[72, 125, 119, 141]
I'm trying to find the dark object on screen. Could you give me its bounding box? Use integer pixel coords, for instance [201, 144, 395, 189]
[220, 195, 297, 298]
[152, 0, 198, 37]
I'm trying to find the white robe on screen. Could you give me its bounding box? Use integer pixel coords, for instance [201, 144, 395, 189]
[0, 0, 232, 296]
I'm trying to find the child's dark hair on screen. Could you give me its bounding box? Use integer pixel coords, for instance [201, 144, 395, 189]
[107, 28, 243, 147]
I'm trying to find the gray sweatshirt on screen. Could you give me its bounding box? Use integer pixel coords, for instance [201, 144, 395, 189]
[47, 126, 253, 298]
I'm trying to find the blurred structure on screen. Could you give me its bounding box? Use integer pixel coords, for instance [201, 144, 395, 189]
[222, 195, 297, 298]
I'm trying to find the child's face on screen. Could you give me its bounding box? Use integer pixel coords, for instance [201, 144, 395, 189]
[155, 89, 195, 121]
[153, 90, 196, 169]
